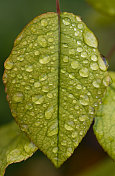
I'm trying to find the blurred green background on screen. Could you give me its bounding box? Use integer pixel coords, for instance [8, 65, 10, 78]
[0, 0, 115, 175]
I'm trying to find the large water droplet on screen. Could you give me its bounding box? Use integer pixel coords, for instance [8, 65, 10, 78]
[90, 62, 99, 70]
[32, 95, 44, 104]
[45, 107, 54, 119]
[12, 92, 24, 102]
[39, 56, 50, 64]
[79, 68, 89, 77]
[83, 29, 98, 48]
[5, 61, 13, 70]
[71, 60, 79, 69]
[98, 57, 107, 71]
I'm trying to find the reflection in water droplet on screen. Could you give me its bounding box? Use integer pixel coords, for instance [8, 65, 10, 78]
[79, 68, 89, 77]
[12, 92, 24, 102]
[71, 61, 79, 69]
[39, 56, 50, 64]
[5, 61, 13, 70]
[45, 107, 54, 119]
[32, 95, 44, 104]
[90, 63, 99, 70]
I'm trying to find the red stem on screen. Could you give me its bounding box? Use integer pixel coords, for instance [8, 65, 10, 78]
[107, 43, 115, 59]
[56, 0, 60, 15]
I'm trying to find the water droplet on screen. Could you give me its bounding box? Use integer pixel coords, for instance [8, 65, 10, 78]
[103, 75, 111, 87]
[65, 124, 73, 131]
[33, 82, 41, 88]
[25, 103, 33, 110]
[71, 61, 79, 69]
[39, 56, 50, 64]
[81, 52, 87, 58]
[79, 68, 89, 77]
[4, 61, 13, 70]
[7, 149, 22, 162]
[41, 19, 48, 26]
[39, 74, 47, 81]
[78, 23, 83, 29]
[63, 18, 70, 25]
[98, 57, 107, 71]
[75, 105, 79, 110]
[63, 56, 69, 62]
[47, 122, 58, 136]
[72, 131, 78, 138]
[80, 131, 83, 135]
[69, 49, 75, 55]
[69, 74, 75, 79]
[35, 51, 40, 56]
[35, 121, 40, 126]
[90, 63, 99, 70]
[69, 94, 74, 98]
[38, 36, 47, 47]
[66, 147, 73, 157]
[77, 47, 83, 52]
[48, 38, 54, 42]
[79, 115, 88, 121]
[76, 16, 82, 21]
[83, 29, 98, 48]
[75, 31, 80, 36]
[92, 79, 101, 88]
[32, 95, 44, 104]
[12, 92, 24, 102]
[76, 84, 82, 89]
[53, 147, 58, 153]
[91, 55, 97, 61]
[42, 86, 49, 92]
[101, 55, 109, 68]
[80, 95, 89, 106]
[89, 106, 95, 114]
[45, 107, 54, 119]
[61, 140, 67, 146]
[77, 41, 82, 45]
[47, 93, 53, 98]
[26, 65, 33, 72]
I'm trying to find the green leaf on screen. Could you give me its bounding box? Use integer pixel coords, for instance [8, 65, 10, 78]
[86, 0, 115, 16]
[94, 71, 115, 161]
[3, 12, 110, 167]
[0, 121, 37, 176]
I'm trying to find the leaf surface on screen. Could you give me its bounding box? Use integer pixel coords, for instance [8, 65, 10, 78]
[94, 72, 115, 160]
[3, 12, 110, 167]
[86, 0, 115, 16]
[0, 121, 37, 176]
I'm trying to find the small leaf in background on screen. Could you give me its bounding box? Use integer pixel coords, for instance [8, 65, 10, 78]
[86, 0, 115, 16]
[0, 121, 37, 176]
[3, 12, 110, 167]
[94, 72, 115, 161]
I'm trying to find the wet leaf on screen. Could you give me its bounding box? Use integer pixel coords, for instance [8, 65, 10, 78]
[0, 121, 37, 176]
[86, 0, 115, 16]
[3, 12, 110, 167]
[94, 72, 115, 161]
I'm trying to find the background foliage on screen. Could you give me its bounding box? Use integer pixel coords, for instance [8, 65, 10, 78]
[0, 0, 115, 175]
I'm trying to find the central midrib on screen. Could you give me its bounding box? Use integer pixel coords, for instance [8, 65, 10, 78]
[57, 11, 61, 165]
